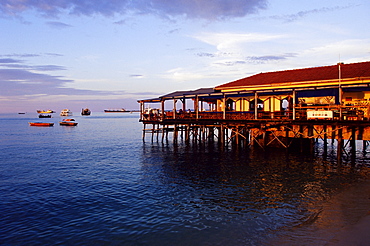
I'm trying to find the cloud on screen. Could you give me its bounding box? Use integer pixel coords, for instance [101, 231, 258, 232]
[32, 65, 67, 71]
[0, 0, 267, 20]
[196, 52, 216, 58]
[215, 60, 246, 66]
[0, 68, 121, 99]
[45, 53, 64, 57]
[0, 55, 111, 98]
[0, 58, 23, 64]
[0, 53, 63, 58]
[0, 54, 144, 110]
[0, 57, 66, 71]
[210, 53, 297, 67]
[114, 19, 127, 25]
[46, 21, 72, 29]
[247, 53, 297, 62]
[261, 5, 356, 23]
[169, 28, 181, 34]
[0, 68, 70, 95]
[129, 74, 144, 78]
[194, 32, 284, 51]
[163, 67, 212, 81]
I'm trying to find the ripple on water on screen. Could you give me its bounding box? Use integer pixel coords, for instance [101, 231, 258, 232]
[1, 113, 370, 245]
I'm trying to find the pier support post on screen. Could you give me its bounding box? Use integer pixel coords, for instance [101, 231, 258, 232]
[142, 123, 146, 141]
[308, 124, 314, 154]
[358, 126, 366, 153]
[185, 125, 190, 144]
[350, 127, 356, 165]
[323, 124, 328, 159]
[208, 127, 214, 143]
[299, 125, 304, 152]
[337, 127, 343, 165]
[263, 130, 269, 148]
[162, 124, 166, 142]
[332, 125, 336, 144]
[173, 124, 178, 143]
[245, 129, 250, 147]
[151, 124, 155, 142]
[235, 127, 240, 146]
[220, 125, 225, 146]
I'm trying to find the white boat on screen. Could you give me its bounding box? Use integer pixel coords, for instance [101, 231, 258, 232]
[60, 109, 72, 116]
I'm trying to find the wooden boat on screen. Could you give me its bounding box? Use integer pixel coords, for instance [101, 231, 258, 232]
[104, 108, 130, 113]
[39, 114, 52, 118]
[37, 110, 55, 114]
[29, 122, 54, 127]
[81, 108, 91, 115]
[60, 109, 72, 116]
[59, 119, 78, 126]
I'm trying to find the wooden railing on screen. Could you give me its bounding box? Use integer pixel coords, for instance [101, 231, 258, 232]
[141, 107, 369, 122]
[142, 110, 293, 121]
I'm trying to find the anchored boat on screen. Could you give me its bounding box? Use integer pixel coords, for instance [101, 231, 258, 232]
[60, 109, 72, 116]
[37, 110, 55, 114]
[81, 108, 91, 115]
[104, 108, 130, 113]
[59, 119, 78, 126]
[38, 114, 52, 118]
[29, 122, 54, 127]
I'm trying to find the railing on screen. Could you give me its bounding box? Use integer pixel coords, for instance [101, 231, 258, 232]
[142, 110, 293, 121]
[141, 107, 368, 122]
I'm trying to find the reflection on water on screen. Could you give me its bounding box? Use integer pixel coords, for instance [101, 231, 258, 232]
[140, 141, 370, 245]
[0, 113, 369, 245]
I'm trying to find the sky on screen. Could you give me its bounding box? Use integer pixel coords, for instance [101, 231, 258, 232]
[0, 0, 369, 113]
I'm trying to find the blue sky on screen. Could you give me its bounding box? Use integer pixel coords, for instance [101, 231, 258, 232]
[0, 0, 369, 113]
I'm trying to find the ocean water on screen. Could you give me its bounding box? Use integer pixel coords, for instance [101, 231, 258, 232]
[1, 112, 370, 245]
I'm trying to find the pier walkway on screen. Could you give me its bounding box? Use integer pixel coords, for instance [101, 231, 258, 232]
[138, 61, 370, 161]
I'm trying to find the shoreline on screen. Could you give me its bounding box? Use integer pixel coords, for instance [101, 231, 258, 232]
[269, 178, 370, 245]
[328, 213, 370, 245]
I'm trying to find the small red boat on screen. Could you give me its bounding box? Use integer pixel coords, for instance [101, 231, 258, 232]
[29, 122, 54, 127]
[59, 119, 78, 126]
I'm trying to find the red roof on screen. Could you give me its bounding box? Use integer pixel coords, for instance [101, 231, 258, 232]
[216, 61, 370, 90]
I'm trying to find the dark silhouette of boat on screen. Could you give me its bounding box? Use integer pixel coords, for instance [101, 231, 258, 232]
[81, 108, 91, 115]
[39, 114, 52, 118]
[104, 108, 130, 113]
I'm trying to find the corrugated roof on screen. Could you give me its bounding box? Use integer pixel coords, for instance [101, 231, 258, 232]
[161, 88, 215, 98]
[215, 61, 370, 90]
[139, 88, 216, 102]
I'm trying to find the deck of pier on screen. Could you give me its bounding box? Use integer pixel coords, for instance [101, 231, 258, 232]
[138, 61, 370, 161]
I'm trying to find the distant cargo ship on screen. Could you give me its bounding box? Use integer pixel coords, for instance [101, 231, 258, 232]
[104, 108, 130, 113]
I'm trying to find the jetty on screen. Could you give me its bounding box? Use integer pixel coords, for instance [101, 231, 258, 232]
[138, 61, 370, 162]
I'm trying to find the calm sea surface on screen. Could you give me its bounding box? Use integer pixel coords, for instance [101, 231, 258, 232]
[1, 112, 370, 245]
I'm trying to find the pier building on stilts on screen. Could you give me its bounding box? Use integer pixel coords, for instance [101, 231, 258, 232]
[138, 61, 370, 162]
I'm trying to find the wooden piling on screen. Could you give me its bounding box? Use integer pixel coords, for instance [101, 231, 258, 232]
[337, 127, 343, 165]
[351, 127, 356, 164]
[323, 124, 328, 159]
